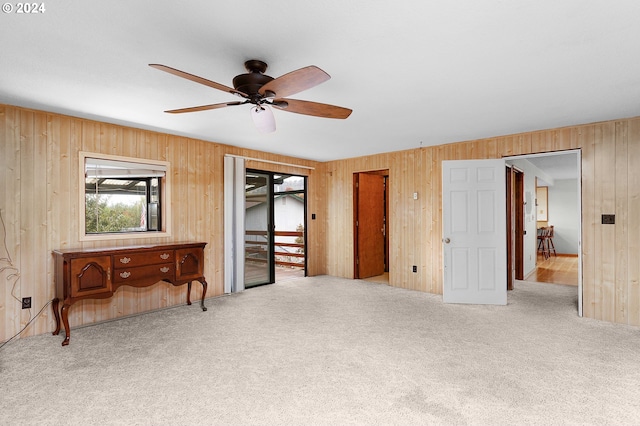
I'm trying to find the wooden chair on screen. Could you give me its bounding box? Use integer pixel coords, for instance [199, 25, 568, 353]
[537, 226, 557, 259]
[546, 225, 557, 257]
[537, 227, 550, 259]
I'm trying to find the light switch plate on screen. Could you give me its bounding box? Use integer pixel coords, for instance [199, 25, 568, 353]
[602, 214, 615, 224]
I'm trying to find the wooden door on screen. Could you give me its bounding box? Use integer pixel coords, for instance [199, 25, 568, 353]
[355, 173, 386, 279]
[506, 167, 525, 290]
[514, 169, 525, 280]
[506, 167, 514, 290]
[442, 159, 507, 305]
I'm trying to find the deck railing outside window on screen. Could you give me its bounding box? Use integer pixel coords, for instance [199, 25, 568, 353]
[245, 230, 305, 269]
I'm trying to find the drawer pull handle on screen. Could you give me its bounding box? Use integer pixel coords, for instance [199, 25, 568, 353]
[160, 253, 170, 260]
[120, 271, 131, 279]
[119, 257, 131, 264]
[160, 267, 170, 273]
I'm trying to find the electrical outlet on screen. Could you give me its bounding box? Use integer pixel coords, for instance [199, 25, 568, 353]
[22, 297, 31, 309]
[412, 265, 417, 273]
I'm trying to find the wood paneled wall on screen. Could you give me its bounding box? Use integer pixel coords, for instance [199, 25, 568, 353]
[2, 103, 640, 344]
[324, 119, 640, 327]
[0, 105, 321, 342]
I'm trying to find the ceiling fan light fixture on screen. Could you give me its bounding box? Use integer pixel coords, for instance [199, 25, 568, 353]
[251, 105, 276, 133]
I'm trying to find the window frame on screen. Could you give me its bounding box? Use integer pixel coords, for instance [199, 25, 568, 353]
[79, 151, 172, 242]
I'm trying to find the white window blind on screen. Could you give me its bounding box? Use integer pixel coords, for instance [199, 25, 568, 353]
[85, 158, 167, 178]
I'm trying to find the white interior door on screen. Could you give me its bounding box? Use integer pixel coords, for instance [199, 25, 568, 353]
[442, 159, 507, 305]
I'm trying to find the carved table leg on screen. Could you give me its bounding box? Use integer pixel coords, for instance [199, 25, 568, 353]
[51, 298, 61, 336]
[186, 281, 192, 306]
[200, 279, 208, 311]
[60, 303, 71, 346]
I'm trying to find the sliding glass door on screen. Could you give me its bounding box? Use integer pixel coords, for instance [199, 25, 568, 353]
[245, 171, 274, 287]
[244, 169, 308, 287]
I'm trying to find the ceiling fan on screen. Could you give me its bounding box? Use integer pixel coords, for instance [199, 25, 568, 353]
[149, 60, 352, 133]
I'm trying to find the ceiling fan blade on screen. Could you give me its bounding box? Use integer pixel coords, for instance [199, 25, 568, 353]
[259, 66, 330, 98]
[149, 64, 248, 98]
[271, 98, 352, 119]
[165, 101, 245, 114]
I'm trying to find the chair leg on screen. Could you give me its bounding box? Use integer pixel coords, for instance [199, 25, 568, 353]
[548, 237, 556, 256]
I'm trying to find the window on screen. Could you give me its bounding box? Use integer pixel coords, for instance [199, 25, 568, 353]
[80, 152, 171, 241]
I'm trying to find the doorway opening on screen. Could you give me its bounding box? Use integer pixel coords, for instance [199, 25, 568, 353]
[505, 150, 582, 316]
[441, 152, 581, 311]
[353, 170, 389, 282]
[245, 170, 307, 288]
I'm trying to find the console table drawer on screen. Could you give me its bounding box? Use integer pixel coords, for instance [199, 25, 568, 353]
[114, 250, 174, 268]
[113, 263, 175, 284]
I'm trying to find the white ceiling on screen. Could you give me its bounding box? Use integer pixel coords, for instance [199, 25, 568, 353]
[508, 150, 579, 184]
[2, 1, 640, 162]
[525, 152, 579, 181]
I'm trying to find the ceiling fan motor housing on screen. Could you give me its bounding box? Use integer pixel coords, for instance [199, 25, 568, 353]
[233, 60, 274, 102]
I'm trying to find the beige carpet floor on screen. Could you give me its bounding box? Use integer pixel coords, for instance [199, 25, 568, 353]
[1, 276, 640, 425]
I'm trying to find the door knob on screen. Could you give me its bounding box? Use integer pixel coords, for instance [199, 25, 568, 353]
[443, 238, 451, 244]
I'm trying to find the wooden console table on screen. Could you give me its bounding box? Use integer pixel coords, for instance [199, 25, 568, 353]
[52, 242, 207, 346]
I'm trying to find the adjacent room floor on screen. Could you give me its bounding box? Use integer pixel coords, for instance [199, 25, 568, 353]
[528, 254, 579, 286]
[356, 254, 579, 288]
